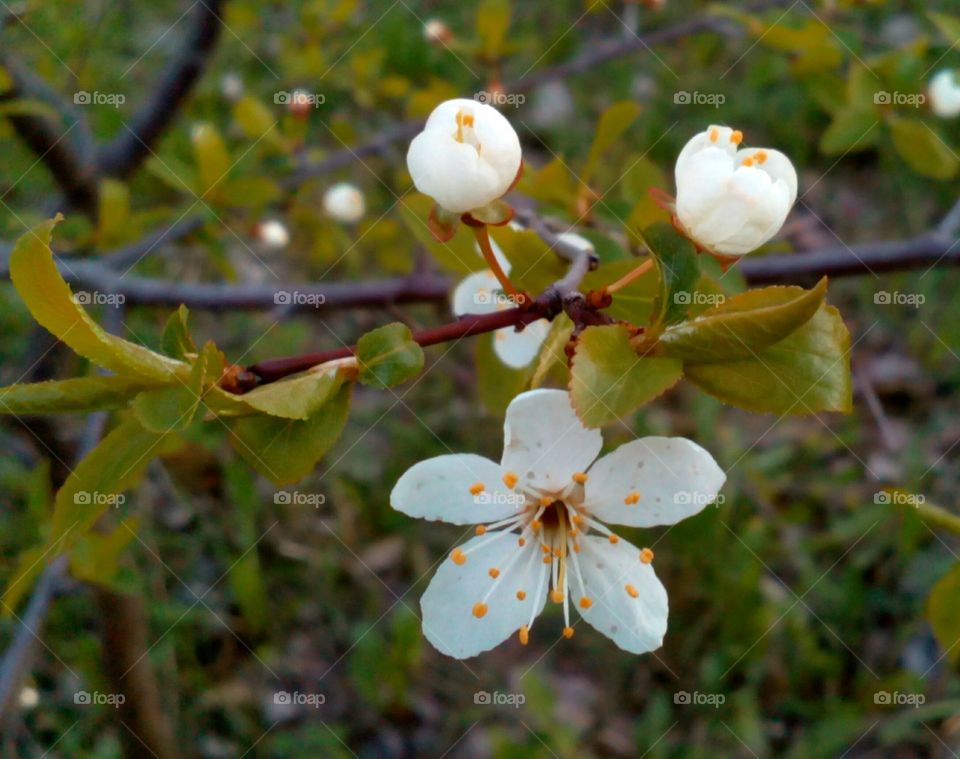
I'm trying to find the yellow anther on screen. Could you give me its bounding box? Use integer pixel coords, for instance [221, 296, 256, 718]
[572, 472, 588, 484]
[531, 520, 542, 532]
[625, 584, 639, 598]
[469, 482, 485, 496]
[572, 514, 585, 527]
[573, 542, 581, 553]
[475, 525, 487, 536]
[517, 590, 526, 601]
[608, 534, 620, 544]
[519, 624, 529, 645]
[542, 555, 553, 564]
[539, 496, 553, 507]
[451, 548, 467, 565]
[709, 127, 719, 142]
[730, 130, 743, 145]
[541, 544, 551, 554]
[518, 537, 526, 547]
[489, 567, 500, 579]
[579, 596, 593, 609]
[569, 527, 578, 537]
[503, 471, 519, 489]
[624, 491, 641, 505]
[550, 589, 564, 603]
[640, 548, 655, 564]
[754, 149, 768, 163]
[742, 157, 754, 167]
[562, 626, 575, 639]
[472, 602, 488, 618]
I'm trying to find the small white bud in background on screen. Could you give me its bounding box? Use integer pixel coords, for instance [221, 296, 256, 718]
[220, 72, 244, 102]
[423, 19, 452, 44]
[19, 686, 39, 709]
[257, 219, 290, 249]
[323, 183, 366, 224]
[928, 70, 960, 119]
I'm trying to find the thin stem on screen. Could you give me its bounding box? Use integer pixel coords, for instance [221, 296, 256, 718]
[913, 501, 960, 537]
[473, 225, 526, 303]
[604, 258, 654, 294]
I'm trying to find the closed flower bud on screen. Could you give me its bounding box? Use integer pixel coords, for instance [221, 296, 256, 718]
[929, 70, 960, 119]
[323, 182, 365, 224]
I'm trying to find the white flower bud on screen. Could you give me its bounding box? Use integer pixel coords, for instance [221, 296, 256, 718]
[929, 70, 960, 119]
[423, 18, 452, 43]
[407, 98, 522, 215]
[257, 219, 290, 249]
[674, 125, 797, 258]
[323, 182, 366, 224]
[220, 72, 244, 101]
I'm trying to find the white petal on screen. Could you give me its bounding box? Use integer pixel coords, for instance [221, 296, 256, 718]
[675, 125, 739, 177]
[452, 271, 503, 316]
[472, 236, 511, 271]
[421, 533, 545, 658]
[583, 437, 726, 527]
[735, 147, 797, 206]
[574, 535, 668, 654]
[407, 132, 503, 214]
[930, 70, 960, 119]
[501, 390, 602, 492]
[492, 319, 550, 369]
[390, 454, 524, 525]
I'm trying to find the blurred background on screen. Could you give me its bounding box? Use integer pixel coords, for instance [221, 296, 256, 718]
[2, 0, 960, 756]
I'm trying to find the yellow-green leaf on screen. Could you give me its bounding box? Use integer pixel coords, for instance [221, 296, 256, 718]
[582, 101, 642, 183]
[928, 562, 960, 666]
[0, 375, 160, 415]
[192, 122, 231, 199]
[888, 116, 959, 180]
[357, 323, 425, 388]
[240, 365, 347, 420]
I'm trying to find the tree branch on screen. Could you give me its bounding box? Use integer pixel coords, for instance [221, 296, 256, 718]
[97, 0, 227, 177]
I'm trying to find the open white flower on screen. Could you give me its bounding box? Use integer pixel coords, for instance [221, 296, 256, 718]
[929, 70, 960, 119]
[675, 125, 797, 258]
[323, 182, 365, 224]
[407, 98, 522, 215]
[390, 389, 726, 658]
[452, 239, 549, 369]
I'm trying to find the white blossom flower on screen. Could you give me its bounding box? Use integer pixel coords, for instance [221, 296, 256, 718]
[390, 389, 726, 658]
[929, 70, 960, 119]
[452, 239, 549, 369]
[423, 18, 452, 44]
[257, 219, 290, 249]
[675, 125, 797, 258]
[220, 72, 244, 101]
[323, 182, 366, 224]
[407, 98, 522, 215]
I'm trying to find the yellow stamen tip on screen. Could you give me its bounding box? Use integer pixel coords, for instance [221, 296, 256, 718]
[573, 543, 581, 553]
[475, 525, 487, 536]
[519, 624, 529, 645]
[625, 584, 639, 598]
[562, 626, 575, 639]
[469, 482, 485, 496]
[755, 149, 767, 163]
[709, 127, 719, 142]
[539, 496, 553, 507]
[579, 596, 593, 609]
[517, 590, 526, 600]
[503, 472, 518, 489]
[572, 472, 588, 484]
[489, 568, 500, 578]
[542, 555, 553, 564]
[730, 130, 743, 144]
[624, 491, 641, 505]
[531, 520, 542, 532]
[608, 534, 620, 544]
[518, 537, 526, 547]
[742, 157, 754, 167]
[451, 549, 467, 565]
[640, 548, 655, 564]
[472, 602, 488, 618]
[550, 589, 564, 604]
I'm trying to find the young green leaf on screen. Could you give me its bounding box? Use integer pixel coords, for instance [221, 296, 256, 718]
[0, 375, 160, 415]
[819, 107, 879, 155]
[570, 325, 682, 428]
[888, 116, 959, 180]
[356, 323, 425, 388]
[657, 279, 828, 362]
[239, 365, 347, 419]
[476, 0, 511, 62]
[9, 217, 187, 382]
[192, 122, 231, 199]
[132, 342, 216, 433]
[639, 222, 700, 327]
[161, 305, 198, 360]
[582, 101, 642, 183]
[476, 332, 535, 414]
[70, 518, 140, 590]
[928, 562, 960, 666]
[227, 383, 353, 485]
[684, 303, 852, 414]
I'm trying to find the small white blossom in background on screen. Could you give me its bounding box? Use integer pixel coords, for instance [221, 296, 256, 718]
[423, 18, 452, 44]
[555, 231, 595, 257]
[19, 686, 39, 709]
[452, 238, 549, 369]
[323, 182, 366, 224]
[390, 389, 726, 658]
[220, 72, 244, 101]
[928, 70, 960, 119]
[407, 98, 522, 215]
[674, 125, 797, 258]
[257, 219, 290, 249]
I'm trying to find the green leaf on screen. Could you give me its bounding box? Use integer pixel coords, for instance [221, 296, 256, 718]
[96, 178, 130, 244]
[888, 116, 960, 180]
[530, 315, 573, 389]
[582, 101, 642, 183]
[161, 305, 198, 360]
[356, 323, 424, 388]
[476, 0, 511, 61]
[928, 12, 960, 46]
[50, 417, 166, 548]
[0, 375, 159, 414]
[9, 217, 187, 382]
[398, 195, 478, 274]
[928, 562, 960, 666]
[639, 222, 700, 327]
[519, 157, 576, 209]
[684, 303, 852, 414]
[490, 224, 565, 295]
[476, 332, 534, 414]
[192, 122, 231, 199]
[133, 342, 218, 432]
[819, 107, 879, 155]
[220, 176, 281, 208]
[70, 518, 139, 590]
[658, 279, 827, 362]
[570, 325, 682, 428]
[227, 383, 353, 485]
[233, 95, 285, 152]
[223, 460, 269, 634]
[240, 365, 347, 419]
